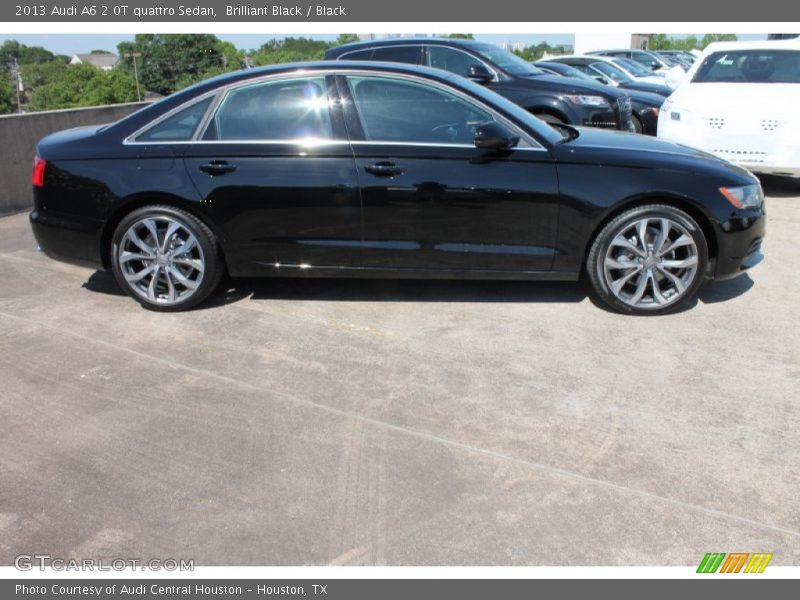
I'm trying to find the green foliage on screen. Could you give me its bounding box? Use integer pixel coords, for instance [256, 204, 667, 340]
[22, 62, 137, 111]
[647, 33, 738, 51]
[250, 37, 332, 66]
[117, 34, 243, 96]
[511, 42, 568, 62]
[443, 34, 475, 40]
[0, 40, 60, 66]
[334, 34, 361, 46]
[0, 74, 15, 114]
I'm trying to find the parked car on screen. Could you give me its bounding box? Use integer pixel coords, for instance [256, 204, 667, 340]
[587, 49, 676, 73]
[658, 38, 800, 177]
[610, 57, 672, 86]
[30, 61, 765, 315]
[656, 50, 696, 67]
[325, 38, 635, 132]
[536, 60, 666, 135]
[540, 56, 672, 95]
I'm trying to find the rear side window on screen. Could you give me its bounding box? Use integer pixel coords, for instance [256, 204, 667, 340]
[370, 46, 421, 64]
[136, 97, 213, 142]
[339, 49, 374, 60]
[693, 50, 800, 83]
[209, 77, 333, 141]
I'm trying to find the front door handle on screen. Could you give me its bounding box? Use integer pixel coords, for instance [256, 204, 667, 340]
[200, 160, 237, 175]
[365, 162, 404, 177]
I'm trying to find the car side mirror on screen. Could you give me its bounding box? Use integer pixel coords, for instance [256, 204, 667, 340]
[473, 122, 519, 150]
[467, 64, 493, 84]
[651, 63, 661, 71]
[593, 75, 609, 85]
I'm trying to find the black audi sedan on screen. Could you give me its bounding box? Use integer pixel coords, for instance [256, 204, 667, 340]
[30, 61, 766, 315]
[535, 61, 666, 135]
[324, 38, 635, 132]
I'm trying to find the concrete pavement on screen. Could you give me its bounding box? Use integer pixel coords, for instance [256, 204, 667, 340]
[1, 178, 798, 565]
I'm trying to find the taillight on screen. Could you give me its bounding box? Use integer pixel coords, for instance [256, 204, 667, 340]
[32, 155, 46, 187]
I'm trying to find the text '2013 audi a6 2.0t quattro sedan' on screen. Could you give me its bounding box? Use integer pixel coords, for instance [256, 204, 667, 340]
[30, 62, 766, 315]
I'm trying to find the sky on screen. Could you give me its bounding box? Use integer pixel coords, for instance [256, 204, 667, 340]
[0, 33, 769, 56]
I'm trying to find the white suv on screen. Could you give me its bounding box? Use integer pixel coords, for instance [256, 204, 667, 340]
[658, 38, 800, 177]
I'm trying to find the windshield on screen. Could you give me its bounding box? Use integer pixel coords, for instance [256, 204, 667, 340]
[472, 44, 545, 76]
[591, 61, 634, 83]
[612, 57, 652, 77]
[693, 49, 800, 83]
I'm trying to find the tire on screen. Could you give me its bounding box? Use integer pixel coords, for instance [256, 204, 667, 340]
[632, 114, 644, 134]
[110, 205, 224, 312]
[586, 204, 708, 315]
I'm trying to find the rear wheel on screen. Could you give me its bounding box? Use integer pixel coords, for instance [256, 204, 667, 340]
[632, 114, 644, 134]
[110, 205, 224, 312]
[587, 204, 708, 315]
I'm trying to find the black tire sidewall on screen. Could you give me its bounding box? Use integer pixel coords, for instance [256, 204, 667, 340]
[110, 205, 222, 312]
[587, 205, 709, 315]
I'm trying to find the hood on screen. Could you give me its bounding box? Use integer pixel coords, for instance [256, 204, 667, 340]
[620, 80, 672, 97]
[512, 73, 626, 99]
[625, 89, 668, 107]
[551, 126, 755, 181]
[669, 82, 799, 117]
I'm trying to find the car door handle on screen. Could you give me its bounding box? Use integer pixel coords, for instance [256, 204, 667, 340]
[365, 162, 404, 177]
[199, 160, 237, 175]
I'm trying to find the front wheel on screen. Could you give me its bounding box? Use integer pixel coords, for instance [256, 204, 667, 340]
[586, 205, 708, 315]
[110, 205, 224, 311]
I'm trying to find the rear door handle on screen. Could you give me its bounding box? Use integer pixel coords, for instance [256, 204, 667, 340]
[200, 160, 237, 175]
[365, 162, 404, 177]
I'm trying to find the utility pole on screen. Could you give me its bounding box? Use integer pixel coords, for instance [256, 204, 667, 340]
[125, 52, 142, 101]
[12, 58, 23, 113]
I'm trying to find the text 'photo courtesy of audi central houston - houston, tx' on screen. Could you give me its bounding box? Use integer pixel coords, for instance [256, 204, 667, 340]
[30, 60, 766, 315]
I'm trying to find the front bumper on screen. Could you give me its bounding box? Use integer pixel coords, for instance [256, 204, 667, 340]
[29, 209, 105, 269]
[712, 210, 766, 280]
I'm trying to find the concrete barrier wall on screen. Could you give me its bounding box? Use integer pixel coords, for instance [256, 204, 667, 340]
[0, 102, 150, 216]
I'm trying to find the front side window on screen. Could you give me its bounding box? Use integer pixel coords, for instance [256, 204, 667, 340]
[427, 46, 482, 77]
[693, 50, 800, 83]
[591, 61, 633, 83]
[136, 96, 213, 142]
[471, 44, 544, 77]
[209, 77, 333, 141]
[339, 49, 374, 60]
[346, 75, 495, 145]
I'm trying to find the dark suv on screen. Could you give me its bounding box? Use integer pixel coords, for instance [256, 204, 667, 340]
[325, 38, 635, 132]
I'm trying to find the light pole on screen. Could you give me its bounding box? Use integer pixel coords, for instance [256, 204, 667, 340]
[125, 52, 142, 101]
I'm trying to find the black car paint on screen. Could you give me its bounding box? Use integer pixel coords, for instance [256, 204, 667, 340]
[535, 61, 667, 136]
[30, 61, 765, 285]
[324, 38, 633, 131]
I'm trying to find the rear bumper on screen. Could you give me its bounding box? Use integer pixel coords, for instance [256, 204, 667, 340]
[29, 209, 104, 269]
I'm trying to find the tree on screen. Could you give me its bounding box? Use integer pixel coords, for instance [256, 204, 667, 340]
[647, 33, 738, 51]
[117, 34, 239, 96]
[251, 37, 332, 66]
[333, 34, 361, 46]
[512, 42, 567, 62]
[0, 40, 60, 66]
[444, 34, 474, 40]
[0, 75, 14, 114]
[22, 62, 137, 111]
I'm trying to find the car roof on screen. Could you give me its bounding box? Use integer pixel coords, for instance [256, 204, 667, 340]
[326, 37, 486, 56]
[701, 37, 800, 53]
[106, 61, 467, 135]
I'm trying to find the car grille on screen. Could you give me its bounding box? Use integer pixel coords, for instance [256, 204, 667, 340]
[616, 97, 633, 131]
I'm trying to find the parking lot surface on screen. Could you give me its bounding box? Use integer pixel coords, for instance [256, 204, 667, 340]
[1, 178, 799, 566]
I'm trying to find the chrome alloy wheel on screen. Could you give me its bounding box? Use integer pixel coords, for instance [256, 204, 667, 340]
[117, 216, 205, 306]
[603, 217, 699, 310]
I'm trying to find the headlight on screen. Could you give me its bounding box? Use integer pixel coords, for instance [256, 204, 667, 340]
[565, 95, 610, 108]
[719, 184, 764, 209]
